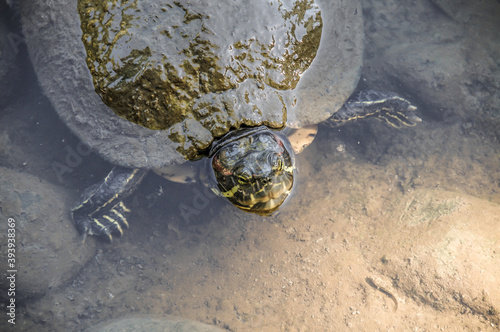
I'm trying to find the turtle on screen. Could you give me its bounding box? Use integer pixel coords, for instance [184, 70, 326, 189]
[19, 0, 420, 241]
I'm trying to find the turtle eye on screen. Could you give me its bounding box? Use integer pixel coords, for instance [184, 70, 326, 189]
[236, 168, 252, 184]
[268, 153, 283, 172]
[276, 158, 283, 171]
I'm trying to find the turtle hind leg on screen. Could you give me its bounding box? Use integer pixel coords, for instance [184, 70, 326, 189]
[71, 166, 146, 242]
[325, 90, 421, 128]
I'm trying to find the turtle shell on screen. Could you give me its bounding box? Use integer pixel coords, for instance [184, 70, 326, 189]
[20, 0, 363, 169]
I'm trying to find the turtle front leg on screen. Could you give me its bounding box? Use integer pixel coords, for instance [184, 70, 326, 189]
[325, 90, 421, 128]
[72, 166, 147, 242]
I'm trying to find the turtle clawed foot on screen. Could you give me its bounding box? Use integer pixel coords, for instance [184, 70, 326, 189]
[400, 101, 422, 126]
[382, 107, 421, 128]
[327, 90, 422, 129]
[73, 202, 131, 242]
[376, 95, 421, 128]
[406, 111, 422, 126]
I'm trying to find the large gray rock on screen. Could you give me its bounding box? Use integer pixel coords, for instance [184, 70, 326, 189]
[0, 167, 97, 300]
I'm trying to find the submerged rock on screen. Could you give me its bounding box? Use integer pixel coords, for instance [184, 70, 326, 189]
[87, 315, 227, 332]
[376, 189, 500, 325]
[0, 167, 97, 300]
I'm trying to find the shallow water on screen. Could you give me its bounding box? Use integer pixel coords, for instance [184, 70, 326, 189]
[1, 0, 499, 331]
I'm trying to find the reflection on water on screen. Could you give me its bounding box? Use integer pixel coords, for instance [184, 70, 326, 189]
[0, 0, 499, 331]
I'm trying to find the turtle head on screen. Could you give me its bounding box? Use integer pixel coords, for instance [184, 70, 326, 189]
[210, 127, 294, 215]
